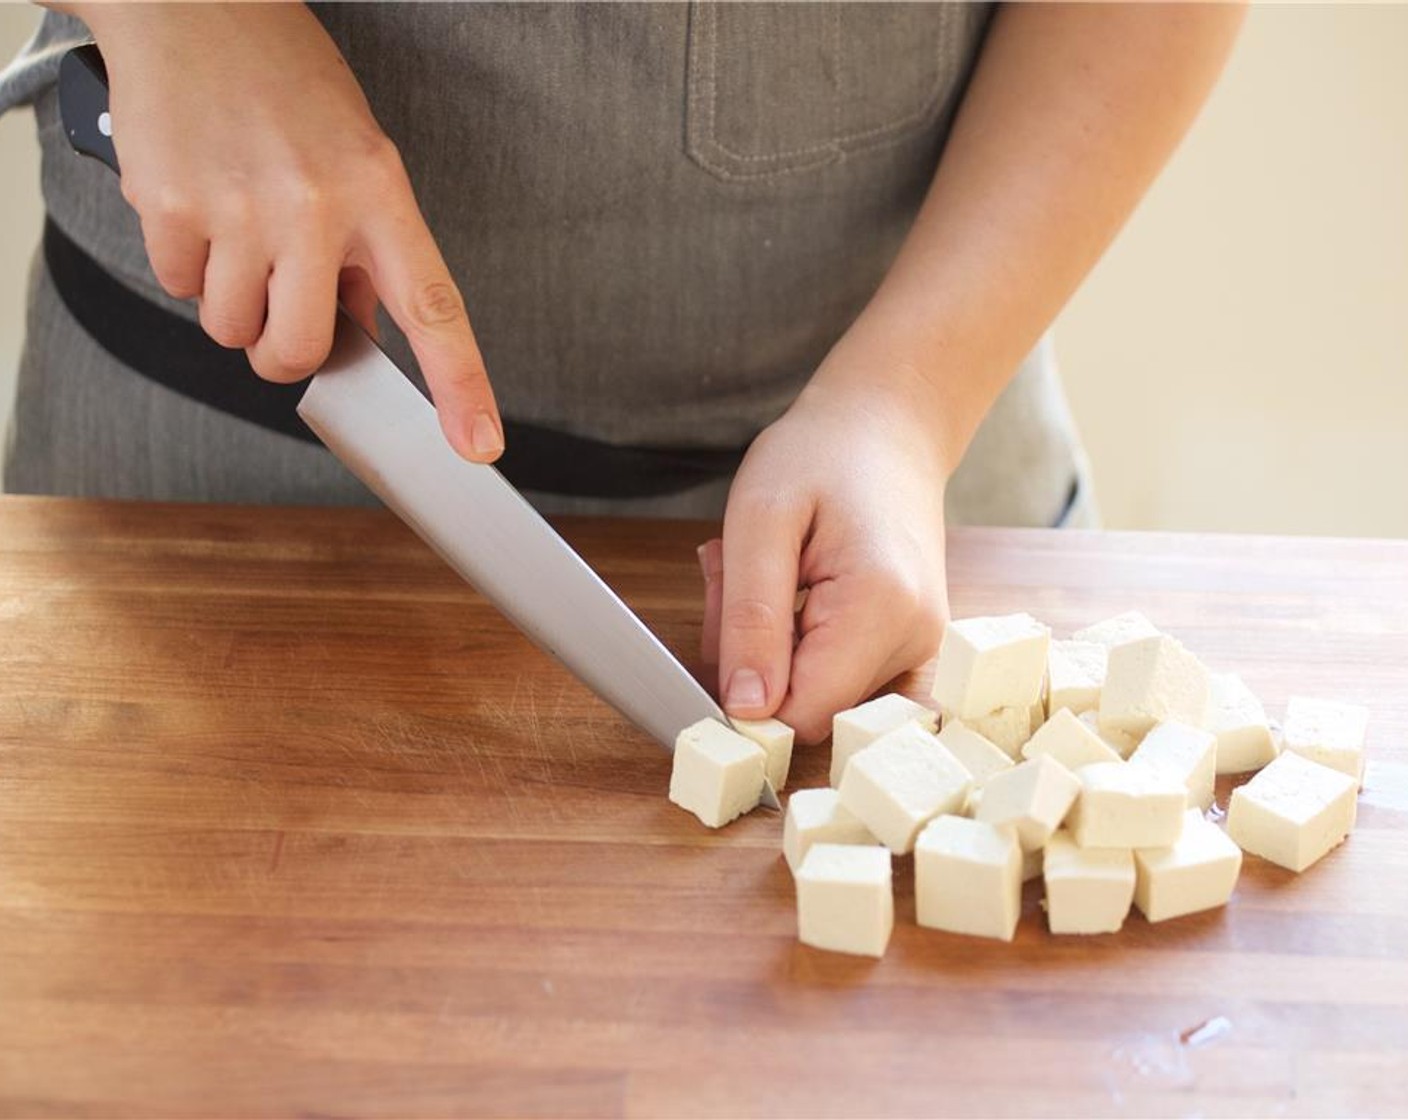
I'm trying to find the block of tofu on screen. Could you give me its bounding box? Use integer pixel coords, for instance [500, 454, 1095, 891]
[974, 754, 1080, 851]
[1078, 710, 1143, 760]
[1281, 696, 1370, 785]
[1043, 830, 1136, 934]
[795, 843, 893, 958]
[1022, 846, 1044, 884]
[1099, 634, 1210, 737]
[838, 723, 972, 854]
[830, 693, 938, 787]
[1227, 751, 1358, 872]
[1134, 809, 1243, 922]
[1072, 610, 1161, 650]
[782, 788, 877, 873]
[1030, 696, 1047, 734]
[1207, 672, 1278, 775]
[1048, 639, 1108, 716]
[937, 721, 1015, 787]
[1068, 761, 1187, 849]
[931, 613, 1051, 721]
[963, 704, 1037, 760]
[668, 718, 767, 828]
[915, 816, 1023, 941]
[1130, 720, 1217, 811]
[732, 717, 795, 792]
[1022, 707, 1123, 771]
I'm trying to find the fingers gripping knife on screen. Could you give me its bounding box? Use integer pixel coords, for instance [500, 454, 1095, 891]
[58, 45, 779, 810]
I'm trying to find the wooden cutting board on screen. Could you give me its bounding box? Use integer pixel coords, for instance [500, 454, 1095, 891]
[0, 496, 1404, 1117]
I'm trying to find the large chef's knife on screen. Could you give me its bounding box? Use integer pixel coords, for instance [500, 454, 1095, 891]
[58, 45, 778, 809]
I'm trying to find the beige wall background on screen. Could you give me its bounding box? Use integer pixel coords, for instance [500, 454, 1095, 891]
[1, 4, 1404, 537]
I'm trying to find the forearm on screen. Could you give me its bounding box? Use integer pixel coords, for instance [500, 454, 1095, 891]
[814, 2, 1246, 472]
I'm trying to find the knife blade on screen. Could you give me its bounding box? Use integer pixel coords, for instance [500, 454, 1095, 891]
[58, 44, 778, 810]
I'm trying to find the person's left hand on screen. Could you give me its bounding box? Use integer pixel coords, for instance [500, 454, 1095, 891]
[698, 362, 953, 745]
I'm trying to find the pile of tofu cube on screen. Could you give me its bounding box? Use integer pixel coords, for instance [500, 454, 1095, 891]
[668, 611, 1370, 958]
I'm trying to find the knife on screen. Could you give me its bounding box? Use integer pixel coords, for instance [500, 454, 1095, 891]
[58, 44, 778, 810]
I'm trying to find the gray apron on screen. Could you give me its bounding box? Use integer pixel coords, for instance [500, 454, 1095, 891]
[0, 3, 1097, 527]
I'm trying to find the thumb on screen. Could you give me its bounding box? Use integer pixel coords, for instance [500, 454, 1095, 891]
[718, 488, 807, 720]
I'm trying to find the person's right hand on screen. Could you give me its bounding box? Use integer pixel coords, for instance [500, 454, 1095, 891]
[70, 2, 504, 461]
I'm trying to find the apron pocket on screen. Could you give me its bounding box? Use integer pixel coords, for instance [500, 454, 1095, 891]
[685, 1, 988, 183]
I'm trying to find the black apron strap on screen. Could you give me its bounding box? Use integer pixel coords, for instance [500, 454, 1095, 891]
[42, 217, 747, 499]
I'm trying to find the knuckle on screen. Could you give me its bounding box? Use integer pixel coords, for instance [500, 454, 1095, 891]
[288, 177, 330, 220]
[201, 306, 258, 350]
[722, 596, 785, 640]
[153, 266, 201, 301]
[408, 278, 466, 331]
[360, 133, 407, 187]
[271, 334, 330, 379]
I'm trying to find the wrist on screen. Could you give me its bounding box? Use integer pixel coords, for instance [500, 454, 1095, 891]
[803, 313, 982, 479]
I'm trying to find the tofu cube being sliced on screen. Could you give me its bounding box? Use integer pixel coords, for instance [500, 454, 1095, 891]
[1078, 710, 1144, 760]
[915, 816, 1022, 941]
[1048, 639, 1108, 716]
[1022, 707, 1123, 771]
[1099, 634, 1209, 738]
[1130, 720, 1217, 811]
[1134, 809, 1242, 922]
[1207, 673, 1278, 775]
[1281, 696, 1370, 785]
[1067, 761, 1187, 849]
[1043, 830, 1136, 935]
[783, 788, 877, 873]
[1072, 610, 1161, 650]
[1226, 751, 1358, 872]
[830, 693, 938, 787]
[795, 843, 893, 958]
[962, 703, 1037, 760]
[732, 716, 795, 792]
[974, 754, 1081, 851]
[668, 718, 767, 828]
[931, 613, 1051, 721]
[937, 721, 1015, 788]
[838, 723, 972, 854]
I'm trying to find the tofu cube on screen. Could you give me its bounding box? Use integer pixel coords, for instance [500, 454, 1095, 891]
[937, 721, 1015, 787]
[1207, 673, 1278, 775]
[1048, 639, 1108, 715]
[961, 703, 1037, 760]
[1072, 610, 1161, 649]
[795, 843, 893, 958]
[914, 815, 1022, 942]
[931, 613, 1051, 721]
[838, 723, 972, 854]
[1099, 634, 1210, 737]
[1043, 830, 1136, 934]
[1078, 709, 1144, 760]
[783, 787, 877, 873]
[1021, 706, 1123, 771]
[1281, 696, 1370, 785]
[669, 718, 767, 828]
[1134, 809, 1242, 922]
[974, 754, 1081, 851]
[830, 693, 938, 787]
[1227, 751, 1358, 872]
[1068, 761, 1187, 849]
[732, 716, 795, 792]
[1022, 846, 1044, 883]
[1130, 720, 1217, 811]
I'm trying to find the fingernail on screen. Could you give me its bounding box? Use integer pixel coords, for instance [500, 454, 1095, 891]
[725, 668, 766, 712]
[470, 411, 503, 458]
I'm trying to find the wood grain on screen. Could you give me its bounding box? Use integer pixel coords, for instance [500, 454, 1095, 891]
[1, 496, 1405, 1118]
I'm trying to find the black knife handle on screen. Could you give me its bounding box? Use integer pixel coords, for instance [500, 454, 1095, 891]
[59, 44, 118, 174]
